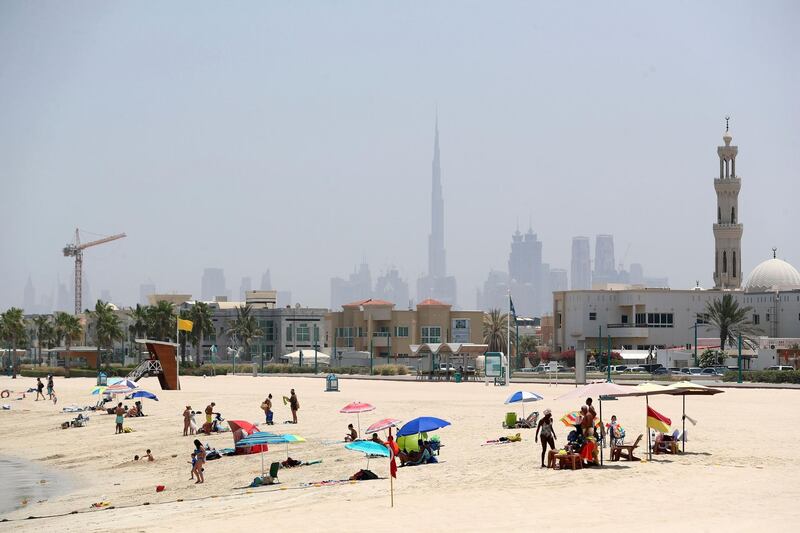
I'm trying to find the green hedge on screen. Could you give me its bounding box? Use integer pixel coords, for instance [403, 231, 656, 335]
[723, 370, 800, 384]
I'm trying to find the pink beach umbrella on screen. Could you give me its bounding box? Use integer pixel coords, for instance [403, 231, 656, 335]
[339, 401, 375, 437]
[365, 418, 403, 436]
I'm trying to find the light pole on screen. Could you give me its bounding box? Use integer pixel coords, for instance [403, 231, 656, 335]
[607, 335, 612, 383]
[737, 334, 743, 384]
[693, 322, 699, 366]
[313, 324, 319, 375]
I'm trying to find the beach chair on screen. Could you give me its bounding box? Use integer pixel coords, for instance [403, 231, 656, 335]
[517, 411, 539, 429]
[611, 434, 642, 461]
[269, 461, 280, 481]
[503, 412, 518, 429]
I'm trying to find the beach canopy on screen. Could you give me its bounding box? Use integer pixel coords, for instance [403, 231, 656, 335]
[346, 440, 390, 470]
[366, 418, 403, 434]
[554, 381, 629, 401]
[397, 416, 451, 437]
[129, 390, 158, 401]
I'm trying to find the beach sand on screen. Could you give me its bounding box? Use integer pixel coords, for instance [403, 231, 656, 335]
[1, 374, 799, 532]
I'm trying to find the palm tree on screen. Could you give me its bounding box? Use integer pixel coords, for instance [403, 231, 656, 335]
[0, 308, 27, 378]
[90, 300, 125, 372]
[482, 309, 516, 354]
[147, 300, 176, 342]
[188, 302, 214, 364]
[226, 304, 263, 362]
[705, 294, 761, 351]
[55, 311, 83, 377]
[128, 304, 149, 363]
[32, 315, 51, 366]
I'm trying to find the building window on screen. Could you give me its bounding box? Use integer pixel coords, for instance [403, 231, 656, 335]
[646, 313, 673, 328]
[731, 206, 735, 224]
[635, 313, 646, 325]
[621, 315, 628, 324]
[285, 326, 292, 341]
[753, 314, 760, 325]
[722, 251, 727, 274]
[589, 312, 596, 321]
[421, 326, 441, 344]
[395, 326, 409, 337]
[733, 251, 737, 277]
[696, 313, 710, 325]
[296, 324, 310, 342]
[766, 313, 770, 322]
[357, 327, 364, 338]
[717, 206, 721, 223]
[263, 321, 275, 341]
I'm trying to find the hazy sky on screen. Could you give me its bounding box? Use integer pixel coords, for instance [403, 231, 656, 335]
[1, 1, 798, 310]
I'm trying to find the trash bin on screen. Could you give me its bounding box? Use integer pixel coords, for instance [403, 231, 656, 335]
[325, 373, 339, 392]
[97, 372, 107, 386]
[454, 372, 462, 383]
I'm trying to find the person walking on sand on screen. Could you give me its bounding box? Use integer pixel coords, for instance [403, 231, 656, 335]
[535, 409, 557, 468]
[46, 375, 54, 400]
[261, 394, 274, 425]
[192, 439, 206, 484]
[114, 402, 125, 434]
[35, 378, 45, 401]
[183, 406, 192, 436]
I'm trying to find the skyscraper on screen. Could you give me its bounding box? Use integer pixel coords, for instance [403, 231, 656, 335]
[260, 270, 273, 291]
[507, 227, 543, 316]
[417, 116, 457, 305]
[331, 262, 373, 309]
[374, 268, 410, 308]
[239, 277, 252, 301]
[713, 120, 743, 289]
[549, 268, 569, 293]
[23, 276, 36, 312]
[570, 237, 591, 290]
[201, 268, 227, 301]
[593, 234, 618, 286]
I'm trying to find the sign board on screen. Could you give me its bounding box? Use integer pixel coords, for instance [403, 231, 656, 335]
[452, 319, 471, 343]
[485, 352, 503, 378]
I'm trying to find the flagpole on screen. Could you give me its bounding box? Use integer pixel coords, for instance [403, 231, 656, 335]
[646, 395, 652, 461]
[390, 453, 394, 508]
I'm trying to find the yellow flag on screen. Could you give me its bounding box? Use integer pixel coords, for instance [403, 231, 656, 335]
[177, 318, 194, 332]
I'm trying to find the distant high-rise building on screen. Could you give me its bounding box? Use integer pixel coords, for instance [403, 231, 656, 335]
[570, 237, 591, 290]
[374, 268, 410, 307]
[477, 270, 510, 312]
[23, 276, 36, 313]
[55, 278, 71, 313]
[417, 115, 457, 305]
[201, 268, 228, 301]
[260, 270, 273, 290]
[239, 277, 252, 301]
[331, 262, 373, 309]
[593, 234, 617, 285]
[629, 263, 644, 285]
[549, 268, 569, 293]
[507, 227, 544, 316]
[139, 283, 156, 306]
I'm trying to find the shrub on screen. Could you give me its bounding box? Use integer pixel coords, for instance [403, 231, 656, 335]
[722, 370, 800, 384]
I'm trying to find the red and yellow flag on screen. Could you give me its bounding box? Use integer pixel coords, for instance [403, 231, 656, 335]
[646, 406, 671, 433]
[177, 318, 194, 332]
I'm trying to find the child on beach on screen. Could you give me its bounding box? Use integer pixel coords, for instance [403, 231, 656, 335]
[114, 403, 125, 434]
[345, 424, 357, 442]
[145, 449, 154, 462]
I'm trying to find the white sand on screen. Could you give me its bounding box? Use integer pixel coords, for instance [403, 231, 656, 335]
[1, 374, 799, 532]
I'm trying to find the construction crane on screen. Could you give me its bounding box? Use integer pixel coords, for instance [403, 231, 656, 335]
[63, 228, 126, 314]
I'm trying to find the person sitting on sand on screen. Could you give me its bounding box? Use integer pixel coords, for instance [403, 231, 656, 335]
[145, 449, 154, 462]
[134, 455, 140, 461]
[114, 403, 125, 434]
[126, 404, 139, 418]
[345, 423, 357, 442]
[371, 433, 385, 446]
[35, 378, 45, 401]
[535, 409, 557, 468]
[135, 400, 144, 417]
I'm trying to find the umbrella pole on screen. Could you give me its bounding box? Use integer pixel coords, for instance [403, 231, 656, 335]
[646, 395, 652, 461]
[682, 395, 686, 453]
[599, 399, 603, 467]
[390, 453, 394, 508]
[261, 449, 265, 477]
[358, 412, 361, 438]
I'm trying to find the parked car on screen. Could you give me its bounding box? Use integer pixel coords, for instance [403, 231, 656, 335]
[585, 365, 599, 372]
[625, 366, 647, 373]
[608, 365, 628, 373]
[688, 367, 703, 375]
[679, 368, 692, 375]
[700, 367, 722, 376]
[713, 366, 729, 375]
[518, 367, 537, 373]
[438, 363, 456, 372]
[668, 367, 683, 375]
[653, 367, 669, 375]
[765, 365, 795, 371]
[641, 364, 664, 373]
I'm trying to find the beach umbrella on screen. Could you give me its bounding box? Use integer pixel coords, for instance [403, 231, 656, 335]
[232, 432, 272, 476]
[504, 391, 544, 420]
[105, 379, 139, 395]
[128, 390, 158, 401]
[90, 386, 106, 395]
[662, 381, 723, 453]
[397, 416, 451, 437]
[365, 418, 403, 435]
[345, 440, 390, 470]
[339, 401, 375, 437]
[556, 381, 630, 466]
[237, 432, 306, 458]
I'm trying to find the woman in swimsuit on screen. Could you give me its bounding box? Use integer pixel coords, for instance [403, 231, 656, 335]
[535, 409, 557, 467]
[192, 439, 206, 484]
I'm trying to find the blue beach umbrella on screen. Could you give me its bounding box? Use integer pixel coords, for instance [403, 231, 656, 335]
[345, 440, 390, 470]
[504, 391, 544, 419]
[396, 417, 451, 437]
[129, 390, 158, 401]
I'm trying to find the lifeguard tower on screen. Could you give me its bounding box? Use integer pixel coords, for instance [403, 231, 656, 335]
[127, 339, 181, 391]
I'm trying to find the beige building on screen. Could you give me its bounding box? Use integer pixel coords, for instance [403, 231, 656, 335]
[326, 298, 484, 362]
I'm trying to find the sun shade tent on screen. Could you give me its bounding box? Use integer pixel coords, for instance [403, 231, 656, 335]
[555, 382, 631, 466]
[228, 420, 266, 453]
[283, 350, 331, 366]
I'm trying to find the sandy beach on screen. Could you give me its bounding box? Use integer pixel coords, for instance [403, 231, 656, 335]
[1, 374, 799, 532]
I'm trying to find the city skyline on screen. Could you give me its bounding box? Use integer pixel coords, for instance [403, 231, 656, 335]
[2, 2, 798, 311]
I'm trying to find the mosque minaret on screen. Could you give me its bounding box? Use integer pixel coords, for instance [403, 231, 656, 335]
[713, 117, 743, 289]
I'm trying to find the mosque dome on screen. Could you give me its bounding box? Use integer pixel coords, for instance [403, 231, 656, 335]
[744, 257, 800, 292]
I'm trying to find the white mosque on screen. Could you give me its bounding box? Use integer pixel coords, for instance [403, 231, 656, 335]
[553, 123, 800, 369]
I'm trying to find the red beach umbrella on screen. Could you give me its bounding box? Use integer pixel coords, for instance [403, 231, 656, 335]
[339, 401, 375, 437]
